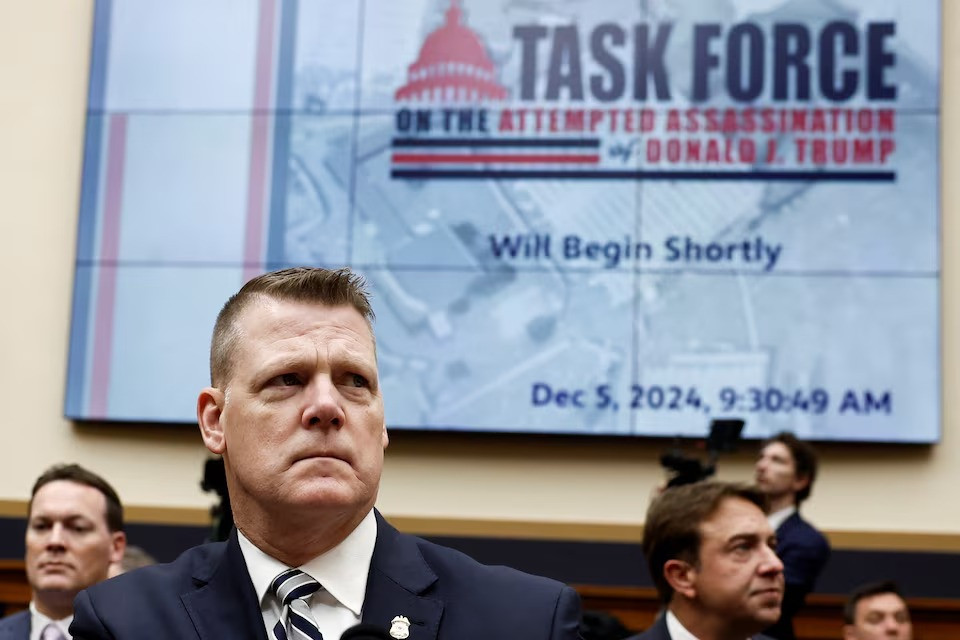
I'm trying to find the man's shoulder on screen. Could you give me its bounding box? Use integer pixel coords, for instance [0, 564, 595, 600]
[778, 512, 829, 549]
[408, 533, 567, 595]
[623, 626, 664, 640]
[379, 520, 577, 614]
[372, 520, 582, 638]
[0, 609, 29, 629]
[0, 610, 30, 638]
[624, 628, 775, 640]
[622, 615, 667, 640]
[85, 538, 229, 598]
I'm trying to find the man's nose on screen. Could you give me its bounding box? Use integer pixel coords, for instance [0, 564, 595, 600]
[881, 617, 902, 634]
[46, 523, 67, 548]
[759, 544, 784, 575]
[302, 378, 346, 429]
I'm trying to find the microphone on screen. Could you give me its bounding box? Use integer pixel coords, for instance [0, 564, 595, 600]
[340, 623, 392, 640]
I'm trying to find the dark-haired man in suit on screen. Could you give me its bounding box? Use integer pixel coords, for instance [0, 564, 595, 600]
[0, 464, 125, 640]
[627, 481, 782, 640]
[71, 267, 581, 640]
[843, 581, 912, 640]
[755, 432, 830, 640]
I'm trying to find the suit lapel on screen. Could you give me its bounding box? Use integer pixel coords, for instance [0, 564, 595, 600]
[651, 614, 671, 640]
[0, 611, 30, 639]
[180, 530, 268, 640]
[777, 511, 800, 534]
[775, 512, 800, 553]
[361, 511, 443, 640]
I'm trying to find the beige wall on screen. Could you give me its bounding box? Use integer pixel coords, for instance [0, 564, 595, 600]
[0, 1, 956, 542]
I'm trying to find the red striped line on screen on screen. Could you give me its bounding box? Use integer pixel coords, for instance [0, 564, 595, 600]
[391, 153, 600, 164]
[243, 0, 277, 283]
[89, 114, 128, 418]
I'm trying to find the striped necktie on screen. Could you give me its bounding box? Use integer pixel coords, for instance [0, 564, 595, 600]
[40, 624, 67, 640]
[271, 568, 325, 640]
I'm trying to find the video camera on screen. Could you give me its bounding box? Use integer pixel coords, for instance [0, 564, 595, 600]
[659, 418, 744, 488]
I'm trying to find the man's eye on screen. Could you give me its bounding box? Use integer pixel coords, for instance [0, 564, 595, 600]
[350, 373, 368, 388]
[30, 522, 50, 532]
[279, 373, 302, 386]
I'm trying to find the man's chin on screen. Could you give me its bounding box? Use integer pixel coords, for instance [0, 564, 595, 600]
[755, 481, 776, 494]
[34, 580, 81, 598]
[754, 606, 782, 625]
[747, 594, 783, 620]
[286, 479, 368, 508]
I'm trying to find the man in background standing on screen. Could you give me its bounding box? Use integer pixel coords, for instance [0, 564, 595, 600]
[755, 432, 830, 640]
[0, 464, 126, 640]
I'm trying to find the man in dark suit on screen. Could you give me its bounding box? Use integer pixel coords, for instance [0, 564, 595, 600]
[626, 482, 783, 640]
[0, 464, 126, 640]
[754, 432, 831, 640]
[71, 267, 582, 640]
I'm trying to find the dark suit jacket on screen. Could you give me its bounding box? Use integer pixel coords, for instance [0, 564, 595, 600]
[625, 613, 776, 640]
[0, 611, 29, 640]
[70, 511, 582, 640]
[764, 512, 830, 640]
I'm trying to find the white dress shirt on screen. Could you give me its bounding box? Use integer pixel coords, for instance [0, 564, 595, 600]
[665, 609, 755, 640]
[665, 610, 701, 640]
[238, 509, 377, 640]
[28, 602, 72, 640]
[767, 505, 797, 532]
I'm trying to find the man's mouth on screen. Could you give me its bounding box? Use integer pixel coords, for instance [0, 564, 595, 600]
[297, 452, 348, 464]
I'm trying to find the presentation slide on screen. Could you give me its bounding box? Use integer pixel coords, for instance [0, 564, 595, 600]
[66, 0, 940, 442]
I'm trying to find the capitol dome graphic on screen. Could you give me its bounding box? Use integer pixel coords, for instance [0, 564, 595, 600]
[395, 0, 508, 102]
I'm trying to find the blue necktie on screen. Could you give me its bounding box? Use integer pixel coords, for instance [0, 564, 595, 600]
[271, 568, 325, 640]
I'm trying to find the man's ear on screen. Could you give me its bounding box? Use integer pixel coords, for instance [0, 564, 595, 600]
[792, 473, 811, 495]
[109, 530, 127, 565]
[842, 624, 859, 640]
[663, 559, 697, 600]
[381, 422, 389, 449]
[198, 387, 227, 454]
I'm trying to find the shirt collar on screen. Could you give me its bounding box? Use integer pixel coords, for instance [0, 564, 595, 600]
[238, 509, 377, 617]
[665, 610, 701, 640]
[29, 601, 72, 640]
[767, 505, 797, 531]
[666, 609, 755, 640]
